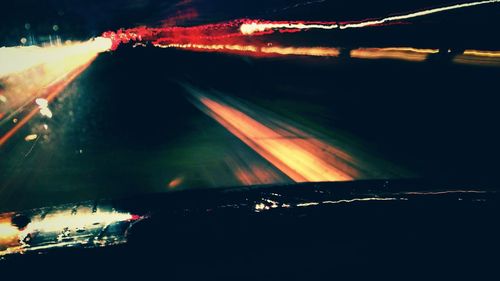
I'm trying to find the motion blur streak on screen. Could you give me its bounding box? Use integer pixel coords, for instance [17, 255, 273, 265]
[239, 0, 500, 34]
[261, 46, 339, 57]
[240, 21, 338, 35]
[453, 50, 500, 66]
[189, 91, 353, 182]
[155, 43, 340, 57]
[350, 47, 439, 61]
[463, 50, 500, 57]
[339, 0, 500, 29]
[100, 1, 499, 59]
[0, 37, 113, 146]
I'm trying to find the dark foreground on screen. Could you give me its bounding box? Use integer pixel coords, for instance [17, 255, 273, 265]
[1, 179, 499, 278]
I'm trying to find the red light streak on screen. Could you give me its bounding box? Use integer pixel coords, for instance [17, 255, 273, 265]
[102, 0, 500, 44]
[100, 1, 499, 60]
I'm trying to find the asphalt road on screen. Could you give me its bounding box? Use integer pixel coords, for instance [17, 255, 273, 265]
[1, 46, 499, 212]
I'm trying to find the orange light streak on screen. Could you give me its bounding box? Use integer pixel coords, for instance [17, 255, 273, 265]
[192, 94, 352, 182]
[156, 43, 340, 58]
[453, 49, 500, 66]
[462, 50, 500, 57]
[350, 47, 438, 61]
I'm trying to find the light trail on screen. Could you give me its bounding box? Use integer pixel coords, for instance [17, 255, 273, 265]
[158, 42, 444, 62]
[154, 43, 340, 57]
[339, 0, 500, 29]
[462, 49, 500, 57]
[189, 91, 353, 182]
[240, 0, 500, 34]
[260, 46, 340, 57]
[104, 1, 500, 40]
[99, 1, 499, 63]
[453, 49, 500, 66]
[240, 21, 338, 35]
[350, 47, 439, 62]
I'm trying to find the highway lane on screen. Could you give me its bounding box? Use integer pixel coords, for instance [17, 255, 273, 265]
[1, 46, 499, 212]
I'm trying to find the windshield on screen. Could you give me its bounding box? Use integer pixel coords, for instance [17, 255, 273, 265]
[1, 0, 499, 213]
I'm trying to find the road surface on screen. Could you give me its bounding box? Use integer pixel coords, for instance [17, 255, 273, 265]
[1, 46, 499, 212]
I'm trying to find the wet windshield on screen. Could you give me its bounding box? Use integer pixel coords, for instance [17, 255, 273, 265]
[1, 0, 499, 213]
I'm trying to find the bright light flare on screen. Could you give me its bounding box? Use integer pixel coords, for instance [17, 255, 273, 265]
[240, 21, 338, 35]
[462, 50, 500, 57]
[0, 37, 112, 79]
[0, 37, 112, 146]
[20, 210, 133, 234]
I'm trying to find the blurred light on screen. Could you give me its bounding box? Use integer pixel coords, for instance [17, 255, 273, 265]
[339, 0, 500, 29]
[462, 50, 500, 57]
[239, 1, 500, 34]
[191, 93, 353, 182]
[20, 210, 133, 234]
[0, 37, 113, 146]
[453, 50, 500, 66]
[39, 107, 53, 118]
[158, 43, 340, 58]
[0, 220, 19, 247]
[168, 177, 183, 188]
[240, 21, 338, 35]
[35, 98, 48, 107]
[24, 134, 37, 141]
[261, 46, 339, 57]
[1, 208, 139, 256]
[350, 47, 438, 61]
